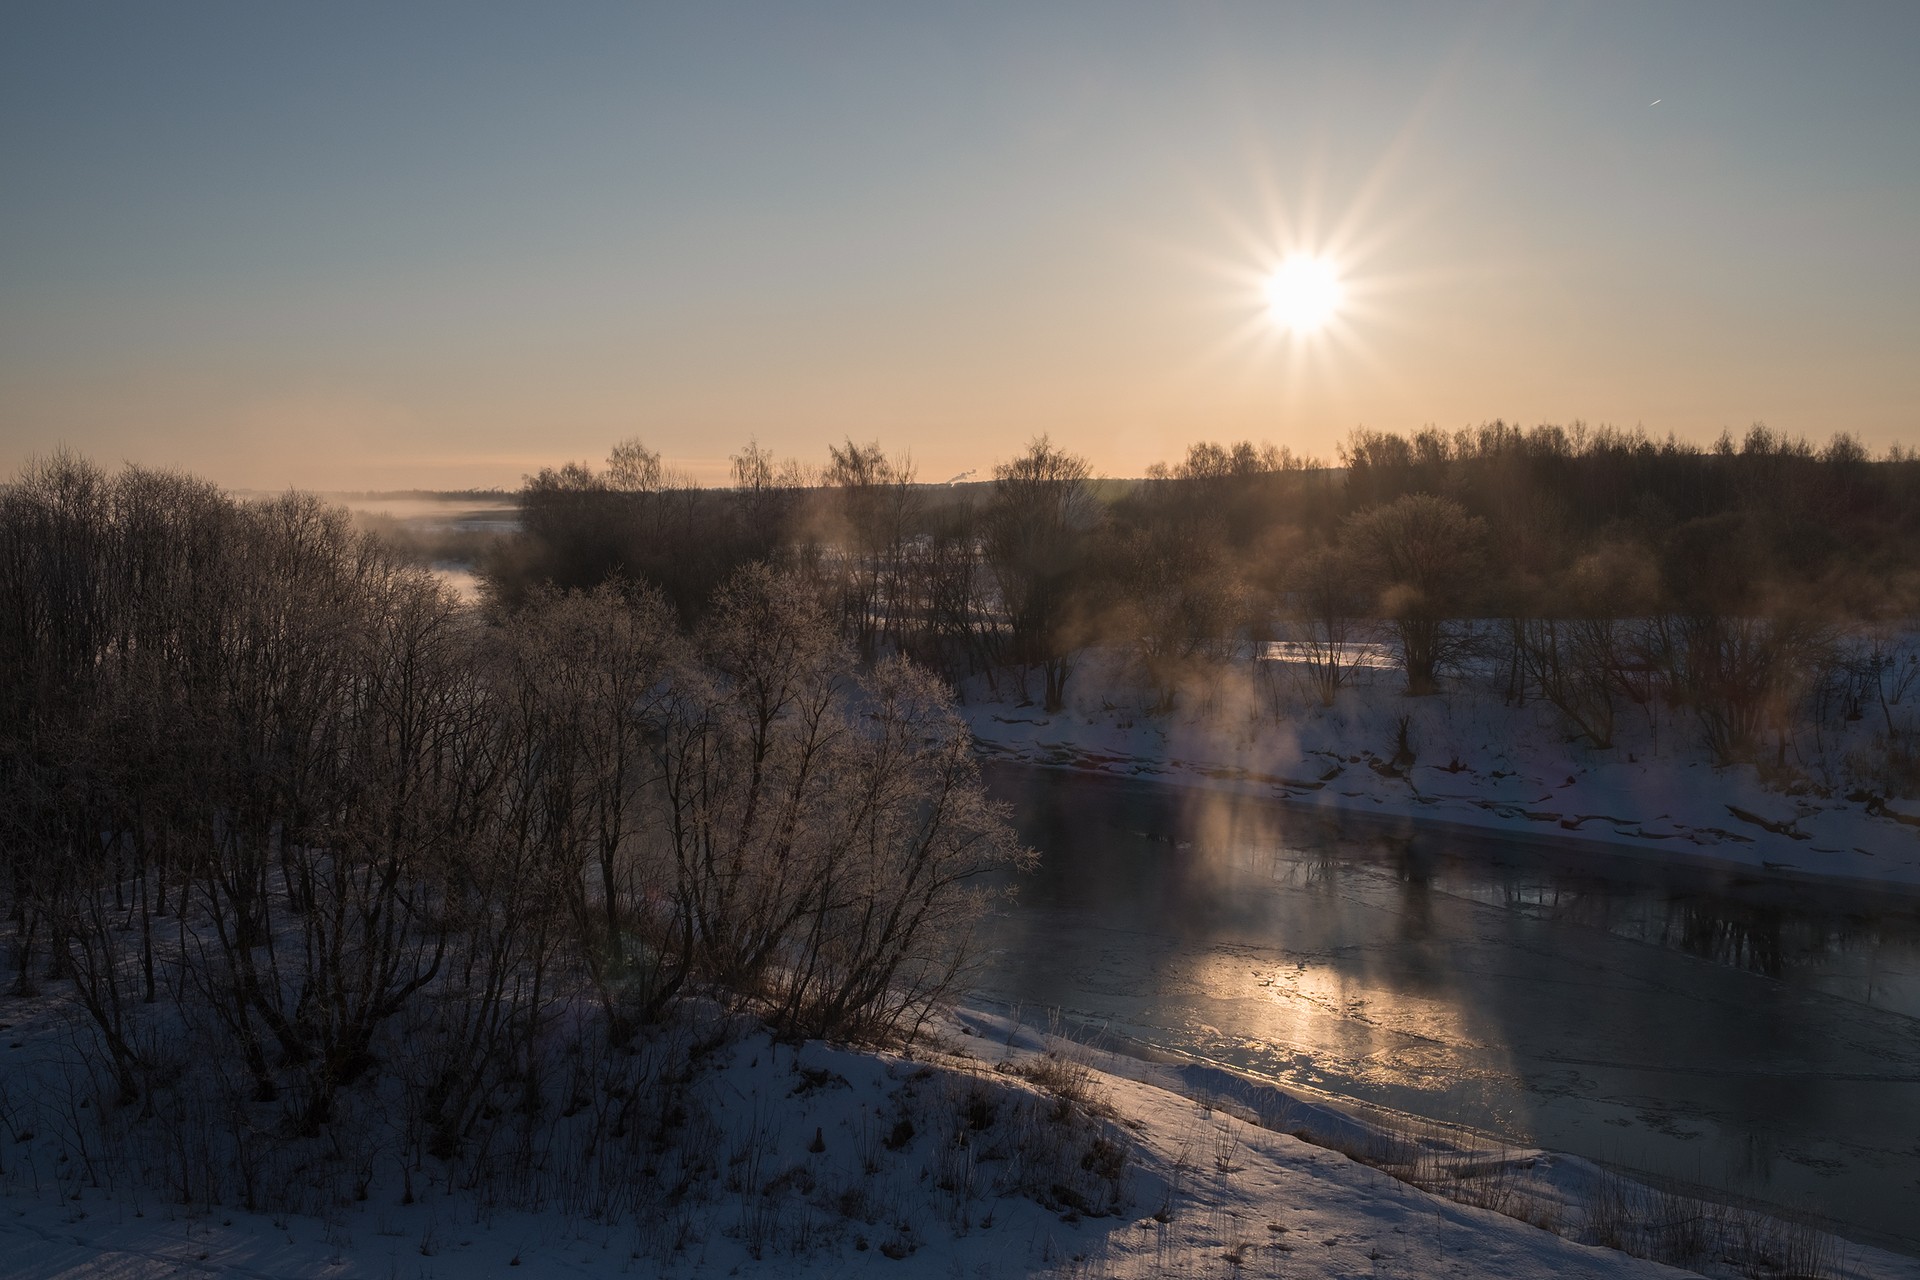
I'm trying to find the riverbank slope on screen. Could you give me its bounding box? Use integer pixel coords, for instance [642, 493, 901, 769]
[961, 648, 1920, 893]
[5, 997, 1913, 1278]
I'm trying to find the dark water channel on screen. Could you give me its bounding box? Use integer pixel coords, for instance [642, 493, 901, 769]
[973, 763, 1920, 1254]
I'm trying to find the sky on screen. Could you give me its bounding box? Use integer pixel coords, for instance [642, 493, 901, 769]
[3, 1, 1917, 490]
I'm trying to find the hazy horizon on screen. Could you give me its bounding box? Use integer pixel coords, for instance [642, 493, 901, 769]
[5, 1, 1918, 491]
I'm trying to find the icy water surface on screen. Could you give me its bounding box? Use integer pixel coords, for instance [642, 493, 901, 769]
[974, 763, 1920, 1253]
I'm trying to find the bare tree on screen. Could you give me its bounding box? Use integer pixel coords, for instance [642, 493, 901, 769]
[656, 565, 846, 995]
[0, 452, 117, 994]
[903, 491, 993, 680]
[1647, 512, 1837, 765]
[1111, 511, 1237, 714]
[1514, 544, 1657, 748]
[984, 437, 1094, 712]
[1285, 544, 1367, 707]
[823, 440, 919, 661]
[606, 437, 668, 493]
[1642, 611, 1833, 767]
[1345, 494, 1486, 696]
[501, 581, 679, 1033]
[772, 657, 1028, 1040]
[729, 438, 809, 566]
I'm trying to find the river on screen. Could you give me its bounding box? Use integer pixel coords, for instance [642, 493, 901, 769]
[972, 762, 1920, 1253]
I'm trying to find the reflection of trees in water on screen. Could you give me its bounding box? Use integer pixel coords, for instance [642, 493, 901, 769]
[1525, 886, 1860, 981]
[1666, 901, 1794, 978]
[1304, 845, 1346, 890]
[1439, 869, 1631, 930]
[1658, 901, 1866, 982]
[1650, 898, 1888, 981]
[1433, 865, 1878, 983]
[1500, 879, 1582, 914]
[1436, 849, 1890, 983]
[994, 764, 1903, 990]
[1395, 851, 1434, 940]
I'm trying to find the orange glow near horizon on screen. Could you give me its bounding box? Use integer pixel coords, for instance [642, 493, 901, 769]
[3, 8, 1915, 492]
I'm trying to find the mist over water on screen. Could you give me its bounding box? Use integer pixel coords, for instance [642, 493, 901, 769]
[335, 493, 519, 600]
[973, 763, 1920, 1252]
[333, 495, 520, 531]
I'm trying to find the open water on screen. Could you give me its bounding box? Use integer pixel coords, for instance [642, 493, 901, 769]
[975, 762, 1920, 1252]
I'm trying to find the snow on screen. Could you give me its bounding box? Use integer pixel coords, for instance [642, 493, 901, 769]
[3, 993, 1915, 1278]
[961, 646, 1920, 894]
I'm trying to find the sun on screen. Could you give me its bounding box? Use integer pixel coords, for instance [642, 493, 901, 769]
[1264, 255, 1343, 333]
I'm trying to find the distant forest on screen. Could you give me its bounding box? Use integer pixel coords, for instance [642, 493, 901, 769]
[475, 423, 1920, 782]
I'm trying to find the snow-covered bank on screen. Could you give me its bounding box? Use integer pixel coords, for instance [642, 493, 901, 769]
[5, 993, 1913, 1278]
[961, 648, 1920, 894]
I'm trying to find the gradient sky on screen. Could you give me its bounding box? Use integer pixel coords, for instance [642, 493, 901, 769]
[4, 2, 1917, 490]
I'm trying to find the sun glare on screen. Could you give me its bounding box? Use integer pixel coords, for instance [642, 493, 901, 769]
[1265, 255, 1343, 333]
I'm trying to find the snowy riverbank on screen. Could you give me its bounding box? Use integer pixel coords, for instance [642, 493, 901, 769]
[5, 996, 1914, 1279]
[960, 647, 1920, 894]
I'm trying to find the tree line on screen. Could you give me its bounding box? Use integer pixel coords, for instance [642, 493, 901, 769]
[480, 424, 1920, 784]
[0, 453, 1023, 1159]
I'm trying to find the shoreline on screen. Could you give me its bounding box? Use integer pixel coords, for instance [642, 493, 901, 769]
[951, 999, 1920, 1262]
[12, 998, 1914, 1276]
[973, 741, 1920, 905]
